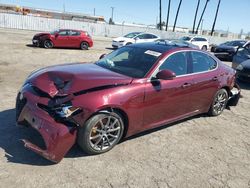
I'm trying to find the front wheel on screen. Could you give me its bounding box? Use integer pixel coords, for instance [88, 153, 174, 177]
[208, 89, 228, 116]
[43, 40, 53, 48]
[77, 112, 124, 155]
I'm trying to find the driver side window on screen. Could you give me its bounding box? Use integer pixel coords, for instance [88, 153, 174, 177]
[159, 52, 188, 76]
[59, 30, 68, 36]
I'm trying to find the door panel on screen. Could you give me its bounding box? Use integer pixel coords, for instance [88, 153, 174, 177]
[68, 30, 81, 47]
[143, 77, 194, 128]
[188, 51, 220, 112]
[143, 51, 193, 128]
[53, 30, 69, 47]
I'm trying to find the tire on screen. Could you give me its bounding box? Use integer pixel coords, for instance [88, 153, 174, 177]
[80, 42, 89, 50]
[77, 112, 124, 155]
[201, 45, 207, 51]
[126, 42, 132, 46]
[43, 40, 53, 49]
[208, 89, 228, 116]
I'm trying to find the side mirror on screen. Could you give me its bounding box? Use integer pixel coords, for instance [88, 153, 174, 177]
[135, 37, 139, 41]
[99, 53, 106, 59]
[55, 33, 59, 38]
[156, 69, 176, 80]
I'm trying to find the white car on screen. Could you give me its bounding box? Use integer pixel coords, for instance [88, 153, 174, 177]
[112, 32, 160, 48]
[180, 36, 209, 51]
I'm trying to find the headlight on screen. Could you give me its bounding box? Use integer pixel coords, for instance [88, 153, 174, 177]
[119, 40, 125, 43]
[236, 64, 244, 71]
[56, 106, 80, 118]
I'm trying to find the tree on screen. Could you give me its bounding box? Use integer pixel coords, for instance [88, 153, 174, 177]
[109, 18, 114, 25]
[173, 0, 183, 32]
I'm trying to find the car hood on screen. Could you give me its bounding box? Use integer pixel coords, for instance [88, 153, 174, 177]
[241, 59, 250, 69]
[27, 63, 133, 97]
[217, 45, 238, 50]
[34, 32, 50, 37]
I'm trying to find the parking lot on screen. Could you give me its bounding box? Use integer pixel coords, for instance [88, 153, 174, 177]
[0, 28, 250, 188]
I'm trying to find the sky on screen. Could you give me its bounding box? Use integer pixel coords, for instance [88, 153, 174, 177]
[0, 0, 249, 33]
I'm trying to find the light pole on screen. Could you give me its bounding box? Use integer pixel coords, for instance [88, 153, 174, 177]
[111, 7, 115, 22]
[200, 19, 204, 34]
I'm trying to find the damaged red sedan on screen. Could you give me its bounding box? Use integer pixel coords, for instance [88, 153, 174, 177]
[16, 42, 240, 163]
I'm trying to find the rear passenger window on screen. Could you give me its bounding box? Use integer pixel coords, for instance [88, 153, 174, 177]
[159, 52, 188, 76]
[70, 31, 80, 36]
[191, 52, 217, 73]
[193, 37, 207, 42]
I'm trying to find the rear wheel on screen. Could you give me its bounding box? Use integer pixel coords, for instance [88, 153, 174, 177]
[208, 89, 228, 116]
[77, 112, 124, 154]
[80, 42, 89, 50]
[201, 45, 207, 51]
[43, 40, 53, 49]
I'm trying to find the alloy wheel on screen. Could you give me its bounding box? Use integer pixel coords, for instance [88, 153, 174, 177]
[89, 115, 122, 151]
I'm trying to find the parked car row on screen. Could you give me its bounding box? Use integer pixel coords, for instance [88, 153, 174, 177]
[210, 39, 250, 82]
[112, 32, 209, 51]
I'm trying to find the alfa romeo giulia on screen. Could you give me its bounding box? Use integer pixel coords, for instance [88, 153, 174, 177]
[16, 42, 240, 163]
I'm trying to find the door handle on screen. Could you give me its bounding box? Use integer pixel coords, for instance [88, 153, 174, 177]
[212, 76, 218, 81]
[182, 83, 192, 88]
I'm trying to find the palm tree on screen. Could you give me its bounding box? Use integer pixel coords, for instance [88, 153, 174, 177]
[195, 0, 210, 34]
[192, 0, 200, 34]
[211, 0, 222, 36]
[165, 0, 171, 31]
[159, 0, 162, 30]
[173, 0, 183, 32]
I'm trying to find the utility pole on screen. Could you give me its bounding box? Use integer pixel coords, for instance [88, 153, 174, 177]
[211, 0, 221, 36]
[196, 0, 210, 34]
[63, 3, 65, 13]
[200, 19, 204, 34]
[165, 0, 171, 31]
[94, 8, 96, 16]
[111, 7, 115, 22]
[192, 0, 200, 34]
[159, 0, 162, 30]
[173, 0, 183, 32]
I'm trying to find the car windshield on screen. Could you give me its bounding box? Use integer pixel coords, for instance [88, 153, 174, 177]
[50, 29, 60, 35]
[124, 32, 141, 38]
[180, 36, 191, 41]
[222, 41, 246, 47]
[96, 46, 162, 78]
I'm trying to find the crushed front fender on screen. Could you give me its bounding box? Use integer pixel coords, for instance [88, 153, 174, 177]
[228, 83, 241, 106]
[16, 88, 77, 163]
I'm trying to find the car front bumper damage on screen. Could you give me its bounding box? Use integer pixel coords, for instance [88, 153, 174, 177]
[16, 85, 78, 163]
